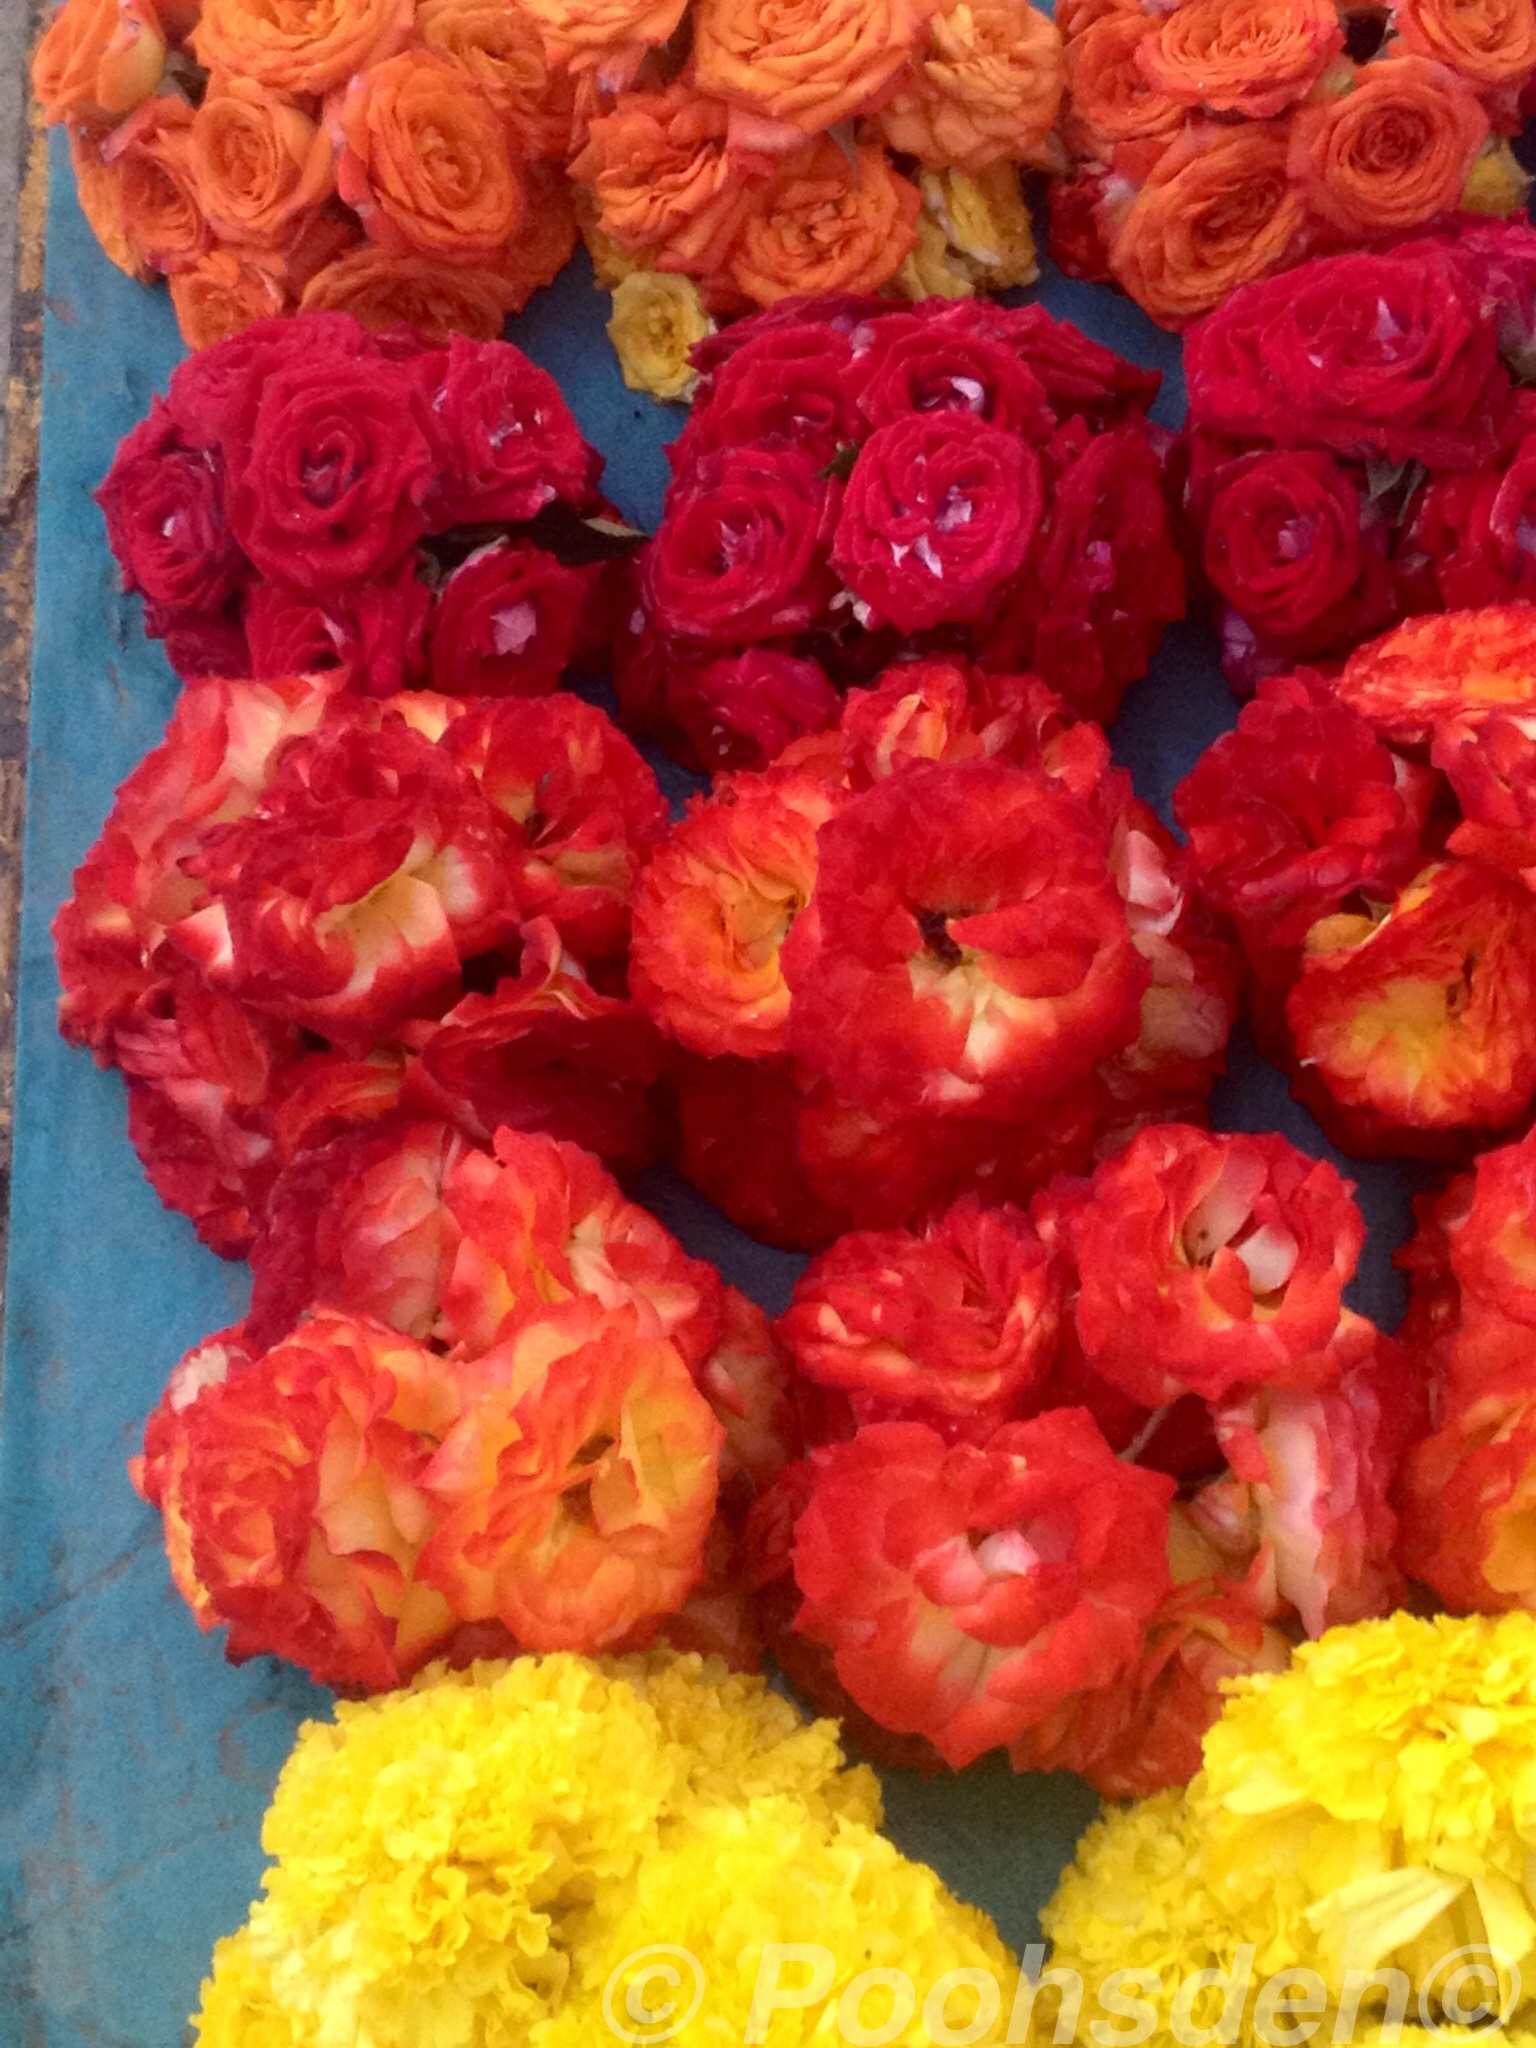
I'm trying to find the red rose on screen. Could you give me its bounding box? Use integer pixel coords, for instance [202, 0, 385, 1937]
[1400, 1358, 1536, 1613]
[1184, 246, 1511, 471]
[673, 1054, 854, 1254]
[643, 446, 840, 645]
[965, 300, 1161, 422]
[977, 421, 1183, 723]
[422, 334, 599, 525]
[665, 648, 842, 774]
[688, 292, 886, 374]
[163, 311, 378, 460]
[96, 399, 244, 633]
[162, 611, 251, 683]
[783, 759, 1147, 1120]
[788, 1410, 1175, 1766]
[1441, 1123, 1536, 1327]
[670, 321, 859, 473]
[831, 412, 1042, 633]
[244, 555, 432, 695]
[1198, 448, 1379, 650]
[1174, 671, 1437, 976]
[426, 541, 592, 698]
[228, 353, 438, 594]
[851, 305, 1056, 439]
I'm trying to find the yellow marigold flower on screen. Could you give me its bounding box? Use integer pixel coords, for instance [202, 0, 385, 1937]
[193, 1652, 1011, 2048]
[607, 271, 711, 402]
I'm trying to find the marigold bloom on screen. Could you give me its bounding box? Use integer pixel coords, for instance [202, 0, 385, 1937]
[727, 140, 921, 304]
[32, 0, 165, 126]
[1289, 56, 1489, 239]
[191, 0, 412, 96]
[1337, 603, 1536, 746]
[784, 759, 1147, 1120]
[631, 768, 840, 1061]
[790, 1410, 1175, 1765]
[1070, 1123, 1366, 1407]
[1108, 125, 1305, 330]
[1288, 860, 1536, 1148]
[1136, 0, 1342, 118]
[780, 1194, 1062, 1431]
[416, 1302, 723, 1649]
[877, 0, 1063, 173]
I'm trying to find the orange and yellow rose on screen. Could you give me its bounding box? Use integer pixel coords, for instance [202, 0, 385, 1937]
[1063, 10, 1184, 157]
[414, 0, 577, 160]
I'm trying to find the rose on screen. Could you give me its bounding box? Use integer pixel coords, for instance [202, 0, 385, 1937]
[1288, 55, 1489, 238]
[515, 0, 687, 56]
[168, 248, 292, 349]
[664, 649, 842, 773]
[571, 85, 766, 277]
[243, 559, 432, 696]
[1107, 125, 1305, 329]
[423, 335, 598, 527]
[106, 93, 207, 275]
[787, 1410, 1175, 1766]
[187, 76, 335, 246]
[1336, 603, 1536, 745]
[334, 51, 524, 260]
[1395, 0, 1536, 82]
[607, 272, 711, 401]
[1199, 449, 1372, 648]
[227, 353, 436, 592]
[832, 411, 1042, 632]
[163, 310, 373, 458]
[95, 398, 243, 633]
[727, 141, 921, 305]
[32, 0, 164, 125]
[1441, 1124, 1536, 1325]
[851, 303, 1056, 437]
[162, 612, 252, 683]
[414, 0, 574, 160]
[693, 0, 927, 134]
[675, 1053, 855, 1251]
[68, 127, 151, 283]
[1069, 1124, 1367, 1406]
[1401, 1360, 1536, 1610]
[876, 0, 1063, 173]
[1062, 12, 1183, 157]
[643, 446, 839, 644]
[1183, 245, 1511, 469]
[1135, 0, 1342, 118]
[300, 246, 518, 344]
[670, 321, 858, 472]
[191, 0, 411, 96]
[426, 542, 590, 699]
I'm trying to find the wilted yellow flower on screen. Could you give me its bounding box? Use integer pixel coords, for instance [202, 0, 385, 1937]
[897, 209, 978, 299]
[924, 164, 1041, 291]
[1461, 136, 1534, 217]
[607, 271, 711, 401]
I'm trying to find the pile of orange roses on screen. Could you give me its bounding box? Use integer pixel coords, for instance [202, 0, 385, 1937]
[1050, 0, 1536, 330]
[32, 0, 582, 347]
[33, 0, 1063, 372]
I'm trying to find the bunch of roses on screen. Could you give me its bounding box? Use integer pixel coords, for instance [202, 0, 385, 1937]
[1394, 1119, 1536, 1619]
[562, 0, 1060, 398]
[31, 0, 583, 348]
[1176, 220, 1536, 694]
[1174, 605, 1536, 1160]
[53, 660, 679, 1257]
[94, 313, 627, 699]
[1048, 0, 1536, 331]
[133, 1122, 802, 1685]
[739, 1121, 1424, 1797]
[625, 653, 1239, 1251]
[616, 293, 1185, 770]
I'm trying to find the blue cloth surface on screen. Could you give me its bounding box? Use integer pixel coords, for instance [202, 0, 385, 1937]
[0, 128, 1432, 2048]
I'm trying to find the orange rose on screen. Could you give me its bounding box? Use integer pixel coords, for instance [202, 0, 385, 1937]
[877, 0, 1063, 172]
[1289, 54, 1490, 236]
[300, 241, 516, 338]
[570, 84, 767, 276]
[335, 49, 525, 259]
[1395, 0, 1536, 82]
[169, 246, 290, 348]
[1108, 124, 1305, 328]
[727, 138, 919, 303]
[516, 0, 687, 60]
[106, 93, 208, 274]
[33, 0, 165, 125]
[1064, 11, 1185, 158]
[188, 76, 334, 245]
[414, 0, 577, 159]
[69, 125, 151, 280]
[693, 0, 928, 135]
[1055, 0, 1137, 35]
[483, 161, 580, 307]
[1138, 0, 1344, 118]
[192, 0, 411, 93]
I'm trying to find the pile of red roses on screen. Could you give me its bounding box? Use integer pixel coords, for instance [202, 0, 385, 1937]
[1177, 218, 1536, 694]
[95, 311, 620, 698]
[627, 653, 1240, 1250]
[134, 1120, 801, 1686]
[1176, 605, 1536, 1159]
[745, 1122, 1422, 1796]
[614, 291, 1186, 770]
